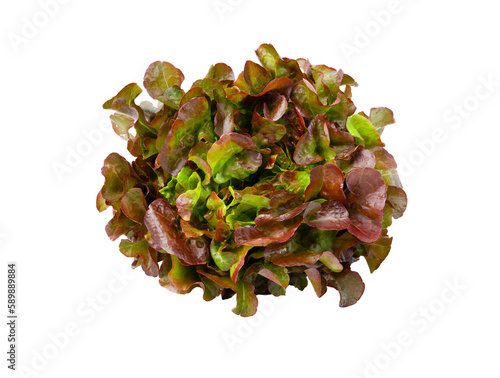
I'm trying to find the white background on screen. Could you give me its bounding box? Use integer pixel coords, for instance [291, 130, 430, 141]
[1, 0, 499, 377]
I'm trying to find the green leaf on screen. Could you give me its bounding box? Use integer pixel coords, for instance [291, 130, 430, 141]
[255, 43, 303, 83]
[382, 205, 393, 229]
[191, 78, 226, 101]
[188, 155, 212, 185]
[319, 252, 343, 272]
[245, 260, 290, 288]
[207, 133, 262, 184]
[243, 61, 273, 89]
[260, 260, 289, 287]
[233, 278, 258, 317]
[157, 86, 184, 110]
[210, 240, 236, 272]
[255, 43, 281, 72]
[96, 190, 108, 212]
[103, 83, 142, 109]
[277, 171, 310, 197]
[200, 277, 222, 301]
[289, 272, 308, 291]
[163, 255, 200, 293]
[346, 114, 383, 148]
[175, 171, 203, 221]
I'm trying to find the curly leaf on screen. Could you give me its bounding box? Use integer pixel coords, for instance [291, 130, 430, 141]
[386, 186, 407, 219]
[121, 188, 147, 223]
[157, 86, 184, 110]
[304, 163, 346, 202]
[159, 97, 214, 175]
[372, 147, 397, 170]
[143, 61, 185, 99]
[243, 61, 273, 89]
[325, 267, 365, 307]
[161, 255, 200, 293]
[229, 245, 254, 284]
[346, 168, 387, 243]
[294, 115, 336, 165]
[311, 65, 342, 105]
[277, 171, 310, 197]
[305, 268, 327, 298]
[263, 93, 288, 121]
[268, 192, 308, 221]
[103, 83, 142, 109]
[210, 240, 236, 271]
[245, 260, 290, 288]
[291, 79, 354, 125]
[255, 43, 303, 83]
[233, 279, 258, 317]
[362, 230, 393, 273]
[251, 112, 287, 145]
[303, 200, 350, 230]
[264, 237, 323, 267]
[319, 252, 343, 272]
[214, 92, 236, 137]
[100, 153, 133, 202]
[144, 199, 210, 265]
[119, 239, 159, 277]
[370, 107, 395, 134]
[234, 215, 303, 247]
[205, 63, 235, 85]
[207, 133, 262, 184]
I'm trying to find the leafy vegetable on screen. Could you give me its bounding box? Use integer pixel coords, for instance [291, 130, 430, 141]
[97, 43, 407, 316]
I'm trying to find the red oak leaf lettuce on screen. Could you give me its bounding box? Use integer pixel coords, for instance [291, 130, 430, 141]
[97, 43, 407, 316]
